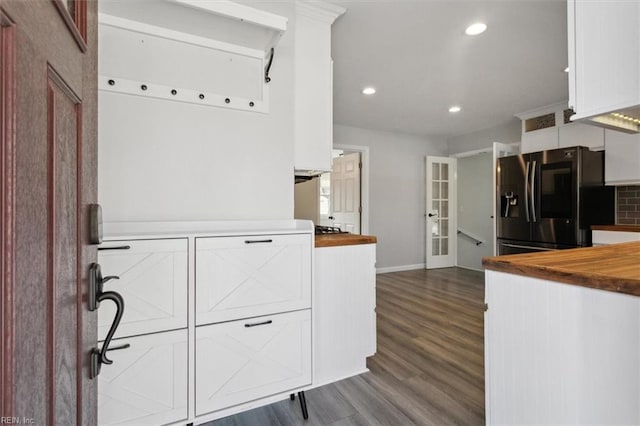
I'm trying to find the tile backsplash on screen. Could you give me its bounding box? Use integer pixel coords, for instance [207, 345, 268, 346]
[617, 185, 640, 225]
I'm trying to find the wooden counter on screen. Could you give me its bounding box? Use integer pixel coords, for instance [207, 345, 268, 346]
[483, 241, 640, 296]
[315, 233, 377, 248]
[592, 224, 640, 232]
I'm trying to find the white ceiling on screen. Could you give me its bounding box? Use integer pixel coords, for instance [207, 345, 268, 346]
[329, 0, 569, 139]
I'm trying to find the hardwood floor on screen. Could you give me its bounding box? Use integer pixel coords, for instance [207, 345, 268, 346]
[208, 267, 485, 426]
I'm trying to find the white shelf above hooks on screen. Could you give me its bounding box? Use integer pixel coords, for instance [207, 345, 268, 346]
[99, 0, 287, 54]
[98, 0, 287, 114]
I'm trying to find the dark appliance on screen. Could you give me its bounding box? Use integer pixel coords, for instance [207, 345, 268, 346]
[497, 146, 614, 255]
[314, 225, 348, 235]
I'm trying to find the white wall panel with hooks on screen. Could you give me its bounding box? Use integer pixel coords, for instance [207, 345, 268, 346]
[98, 0, 287, 113]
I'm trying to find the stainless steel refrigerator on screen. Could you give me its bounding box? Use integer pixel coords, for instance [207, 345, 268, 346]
[496, 146, 614, 255]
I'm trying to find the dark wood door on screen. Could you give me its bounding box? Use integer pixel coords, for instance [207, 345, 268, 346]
[1, 1, 97, 424]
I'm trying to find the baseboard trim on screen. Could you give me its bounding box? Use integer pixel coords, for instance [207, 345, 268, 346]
[456, 265, 485, 273]
[376, 263, 425, 274]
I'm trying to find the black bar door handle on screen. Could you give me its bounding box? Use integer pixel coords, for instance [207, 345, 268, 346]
[98, 245, 131, 251]
[244, 239, 273, 244]
[245, 320, 273, 328]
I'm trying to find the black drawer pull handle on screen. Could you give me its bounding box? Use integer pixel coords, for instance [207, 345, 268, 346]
[245, 320, 273, 328]
[98, 245, 131, 251]
[244, 239, 273, 244]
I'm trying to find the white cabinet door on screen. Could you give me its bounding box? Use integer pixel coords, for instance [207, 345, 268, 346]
[294, 11, 332, 172]
[604, 130, 640, 185]
[520, 127, 558, 154]
[314, 244, 376, 385]
[98, 330, 188, 426]
[293, 2, 344, 173]
[569, 0, 640, 118]
[558, 123, 604, 150]
[195, 234, 311, 325]
[195, 310, 312, 416]
[98, 239, 188, 340]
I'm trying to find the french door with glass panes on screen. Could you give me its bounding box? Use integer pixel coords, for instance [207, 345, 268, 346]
[426, 156, 457, 269]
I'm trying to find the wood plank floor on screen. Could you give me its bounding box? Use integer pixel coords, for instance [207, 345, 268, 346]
[207, 267, 485, 426]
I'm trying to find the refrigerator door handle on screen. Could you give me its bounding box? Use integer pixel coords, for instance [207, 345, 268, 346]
[531, 160, 537, 222]
[524, 161, 530, 222]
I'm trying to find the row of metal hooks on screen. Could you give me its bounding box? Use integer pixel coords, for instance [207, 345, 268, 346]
[105, 78, 257, 108]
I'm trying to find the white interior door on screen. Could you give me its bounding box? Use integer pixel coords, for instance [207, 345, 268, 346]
[426, 156, 457, 269]
[330, 152, 361, 233]
[492, 142, 519, 255]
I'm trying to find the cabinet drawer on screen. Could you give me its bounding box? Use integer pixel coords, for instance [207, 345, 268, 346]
[195, 309, 311, 416]
[593, 230, 640, 245]
[195, 234, 311, 325]
[98, 329, 188, 426]
[98, 238, 188, 340]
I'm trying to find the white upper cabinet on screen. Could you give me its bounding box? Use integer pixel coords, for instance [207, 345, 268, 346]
[294, 1, 345, 174]
[604, 130, 640, 185]
[568, 0, 640, 133]
[517, 103, 605, 154]
[521, 127, 559, 154]
[558, 122, 604, 150]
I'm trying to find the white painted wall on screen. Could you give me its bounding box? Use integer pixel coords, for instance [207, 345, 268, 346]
[447, 119, 521, 155]
[334, 124, 447, 270]
[456, 153, 493, 271]
[98, 1, 296, 222]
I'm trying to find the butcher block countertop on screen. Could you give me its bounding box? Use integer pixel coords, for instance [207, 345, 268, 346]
[483, 241, 640, 297]
[592, 225, 640, 232]
[315, 233, 377, 248]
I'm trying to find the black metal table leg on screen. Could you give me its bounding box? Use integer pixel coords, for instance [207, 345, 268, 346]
[290, 393, 295, 401]
[298, 391, 308, 420]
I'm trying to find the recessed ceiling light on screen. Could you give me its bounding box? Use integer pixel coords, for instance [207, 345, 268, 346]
[362, 87, 376, 95]
[449, 106, 461, 113]
[564, 67, 570, 72]
[465, 22, 487, 36]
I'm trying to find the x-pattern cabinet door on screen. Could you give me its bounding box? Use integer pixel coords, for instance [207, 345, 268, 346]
[98, 239, 188, 340]
[98, 330, 188, 425]
[195, 310, 311, 416]
[195, 234, 312, 325]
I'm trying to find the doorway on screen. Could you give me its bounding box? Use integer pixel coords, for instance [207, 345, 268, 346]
[425, 156, 457, 269]
[327, 152, 361, 233]
[294, 146, 369, 235]
[455, 152, 493, 271]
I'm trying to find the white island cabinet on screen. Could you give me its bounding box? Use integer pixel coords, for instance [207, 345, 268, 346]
[97, 220, 313, 426]
[484, 243, 640, 426]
